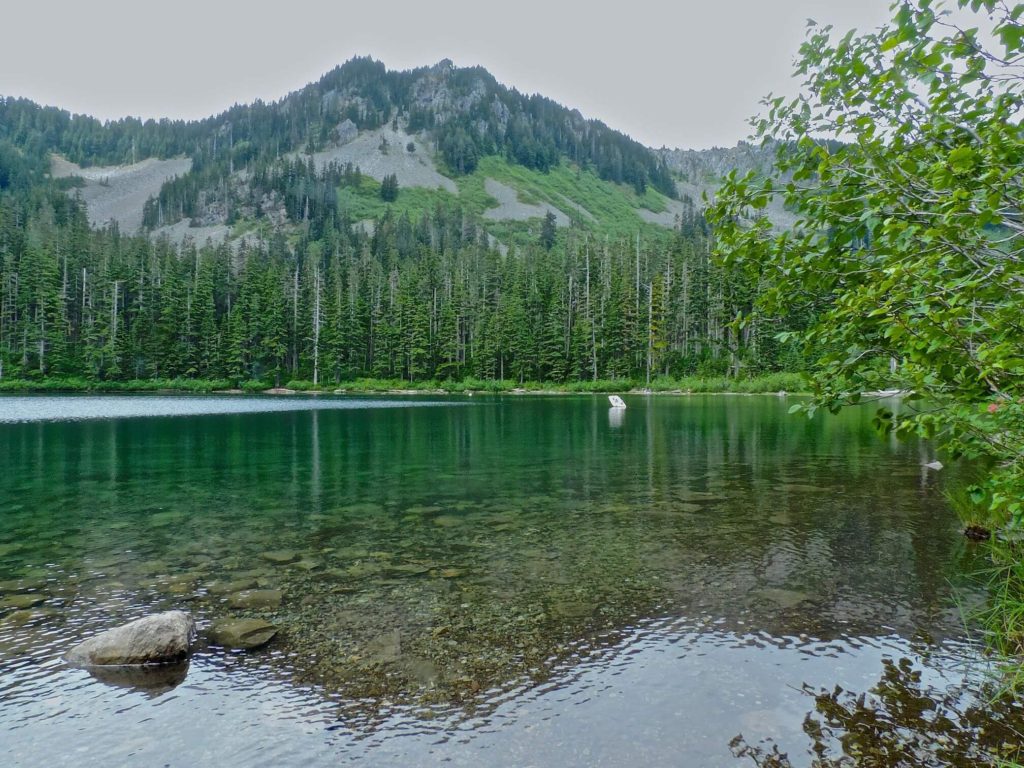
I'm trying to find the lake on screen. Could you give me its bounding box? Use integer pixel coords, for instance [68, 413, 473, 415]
[0, 393, 1004, 765]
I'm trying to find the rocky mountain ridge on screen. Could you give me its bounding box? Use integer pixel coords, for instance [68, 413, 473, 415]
[4, 57, 786, 243]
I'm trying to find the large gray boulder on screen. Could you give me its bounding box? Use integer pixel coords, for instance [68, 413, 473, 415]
[66, 611, 195, 666]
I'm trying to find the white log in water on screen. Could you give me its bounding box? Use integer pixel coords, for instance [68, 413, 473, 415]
[608, 395, 627, 409]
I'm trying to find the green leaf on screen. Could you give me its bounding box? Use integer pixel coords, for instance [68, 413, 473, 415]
[947, 146, 976, 173]
[880, 34, 901, 52]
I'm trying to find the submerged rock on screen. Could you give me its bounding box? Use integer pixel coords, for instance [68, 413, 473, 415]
[548, 600, 595, 620]
[206, 578, 259, 596]
[0, 593, 48, 610]
[365, 630, 402, 664]
[65, 611, 195, 666]
[208, 618, 279, 650]
[752, 588, 813, 610]
[158, 574, 198, 596]
[1, 608, 58, 626]
[0, 578, 48, 594]
[346, 562, 385, 578]
[404, 657, 440, 686]
[228, 589, 283, 609]
[387, 563, 432, 576]
[260, 550, 298, 564]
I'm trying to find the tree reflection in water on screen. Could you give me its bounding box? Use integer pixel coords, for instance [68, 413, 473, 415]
[732, 657, 1024, 767]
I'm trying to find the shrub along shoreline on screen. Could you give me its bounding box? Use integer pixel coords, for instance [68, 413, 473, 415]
[0, 372, 808, 395]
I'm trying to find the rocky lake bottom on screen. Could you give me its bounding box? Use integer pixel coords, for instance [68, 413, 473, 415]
[1, 394, 1021, 766]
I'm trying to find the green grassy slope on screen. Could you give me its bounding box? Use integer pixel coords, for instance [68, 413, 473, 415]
[327, 155, 679, 246]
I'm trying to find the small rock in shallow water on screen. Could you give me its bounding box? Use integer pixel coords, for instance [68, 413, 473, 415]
[2, 609, 36, 625]
[228, 589, 283, 609]
[346, 562, 385, 578]
[1, 593, 48, 610]
[0, 543, 25, 557]
[161, 576, 198, 596]
[65, 610, 195, 666]
[206, 578, 259, 596]
[405, 504, 442, 515]
[404, 657, 439, 686]
[341, 502, 384, 516]
[365, 630, 402, 664]
[208, 618, 278, 650]
[260, 550, 298, 564]
[548, 600, 595, 620]
[87, 554, 130, 570]
[387, 563, 432, 576]
[752, 588, 813, 610]
[136, 560, 169, 576]
[0, 578, 47, 595]
[777, 483, 822, 493]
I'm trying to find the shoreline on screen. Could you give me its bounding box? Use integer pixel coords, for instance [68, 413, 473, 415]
[0, 386, 812, 397]
[0, 375, 813, 397]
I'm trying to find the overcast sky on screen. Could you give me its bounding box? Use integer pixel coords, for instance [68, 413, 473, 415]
[0, 0, 897, 150]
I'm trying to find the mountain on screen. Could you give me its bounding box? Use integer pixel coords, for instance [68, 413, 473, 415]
[1, 57, 708, 246]
[0, 58, 801, 387]
[657, 141, 795, 229]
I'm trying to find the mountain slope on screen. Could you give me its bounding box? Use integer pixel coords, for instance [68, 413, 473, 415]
[50, 155, 192, 232]
[2, 57, 784, 247]
[2, 58, 690, 242]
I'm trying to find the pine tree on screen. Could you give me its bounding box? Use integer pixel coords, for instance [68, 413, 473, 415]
[540, 211, 557, 251]
[380, 174, 399, 203]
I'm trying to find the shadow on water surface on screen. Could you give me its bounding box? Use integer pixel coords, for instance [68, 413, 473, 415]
[0, 393, 1019, 766]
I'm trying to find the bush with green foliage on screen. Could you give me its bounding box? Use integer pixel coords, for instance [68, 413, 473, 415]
[710, 0, 1024, 537]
